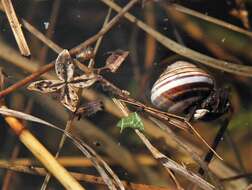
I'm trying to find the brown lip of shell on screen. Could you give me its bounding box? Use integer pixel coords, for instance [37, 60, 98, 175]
[152, 82, 213, 110]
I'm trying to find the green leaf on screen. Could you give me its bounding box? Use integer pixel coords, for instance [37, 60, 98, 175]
[117, 112, 144, 132]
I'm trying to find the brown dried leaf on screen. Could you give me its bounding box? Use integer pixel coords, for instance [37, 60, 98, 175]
[70, 73, 98, 88]
[105, 50, 129, 72]
[76, 101, 103, 118]
[60, 85, 79, 112]
[27, 80, 64, 93]
[55, 49, 75, 82]
[28, 49, 99, 112]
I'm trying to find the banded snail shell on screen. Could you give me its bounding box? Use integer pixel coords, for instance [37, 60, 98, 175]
[151, 61, 214, 115]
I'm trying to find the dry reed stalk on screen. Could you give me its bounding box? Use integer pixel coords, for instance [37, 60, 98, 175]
[1, 0, 30, 56]
[0, 41, 244, 184]
[0, 154, 156, 168]
[40, 112, 75, 190]
[170, 4, 252, 38]
[164, 5, 242, 63]
[0, 40, 222, 171]
[2, 98, 34, 190]
[0, 0, 140, 99]
[0, 2, 246, 187]
[2, 105, 85, 190]
[29, 91, 143, 175]
[0, 160, 172, 190]
[149, 117, 222, 189]
[101, 0, 252, 77]
[112, 99, 214, 190]
[40, 5, 123, 190]
[1, 33, 248, 189]
[70, 0, 140, 56]
[22, 19, 63, 54]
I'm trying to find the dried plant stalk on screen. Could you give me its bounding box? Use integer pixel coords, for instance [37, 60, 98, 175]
[2, 106, 85, 190]
[0, 0, 136, 99]
[30, 91, 144, 175]
[171, 3, 252, 38]
[0, 155, 156, 168]
[112, 99, 214, 190]
[101, 0, 252, 77]
[0, 41, 242, 184]
[39, 0, 61, 64]
[1, 0, 30, 56]
[0, 161, 170, 190]
[70, 0, 140, 56]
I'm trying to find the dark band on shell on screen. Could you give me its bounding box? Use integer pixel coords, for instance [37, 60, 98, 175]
[151, 61, 214, 115]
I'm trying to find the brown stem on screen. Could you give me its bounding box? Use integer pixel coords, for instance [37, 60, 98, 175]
[0, 161, 171, 190]
[0, 0, 140, 99]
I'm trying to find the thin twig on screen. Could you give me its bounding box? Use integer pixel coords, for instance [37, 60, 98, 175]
[70, 0, 140, 56]
[4, 53, 143, 176]
[112, 99, 214, 190]
[224, 130, 246, 175]
[0, 0, 140, 99]
[221, 173, 252, 182]
[22, 19, 62, 54]
[101, 0, 252, 77]
[39, 7, 121, 190]
[112, 98, 184, 190]
[0, 161, 171, 190]
[0, 58, 54, 99]
[40, 114, 75, 190]
[39, 0, 61, 64]
[2, 145, 20, 190]
[0, 154, 156, 167]
[118, 98, 222, 160]
[88, 6, 112, 68]
[170, 3, 252, 38]
[2, 105, 85, 190]
[149, 117, 223, 189]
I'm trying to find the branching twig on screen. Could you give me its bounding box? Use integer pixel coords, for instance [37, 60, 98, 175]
[112, 99, 214, 190]
[117, 98, 222, 160]
[37, 4, 125, 189]
[113, 98, 183, 190]
[0, 0, 140, 99]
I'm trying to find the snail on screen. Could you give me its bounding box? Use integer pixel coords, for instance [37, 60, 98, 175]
[151, 61, 230, 121]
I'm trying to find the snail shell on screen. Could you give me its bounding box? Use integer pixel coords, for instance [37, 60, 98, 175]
[151, 61, 214, 115]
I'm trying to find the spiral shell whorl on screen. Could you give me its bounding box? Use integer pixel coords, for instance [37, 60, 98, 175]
[151, 61, 214, 114]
